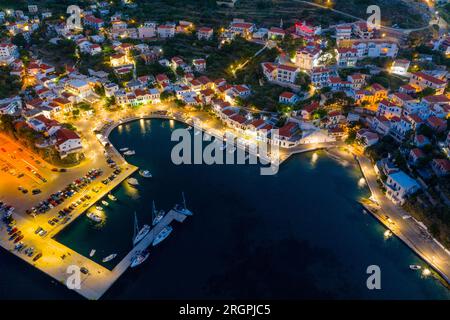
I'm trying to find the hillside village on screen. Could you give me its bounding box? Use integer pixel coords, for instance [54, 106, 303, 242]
[0, 1, 449, 244]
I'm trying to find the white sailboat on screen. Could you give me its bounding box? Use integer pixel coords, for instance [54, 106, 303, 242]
[152, 200, 165, 226]
[152, 226, 173, 246]
[173, 192, 193, 216]
[131, 250, 150, 268]
[133, 212, 150, 246]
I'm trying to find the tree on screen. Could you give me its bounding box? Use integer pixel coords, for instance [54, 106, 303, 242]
[12, 34, 27, 48]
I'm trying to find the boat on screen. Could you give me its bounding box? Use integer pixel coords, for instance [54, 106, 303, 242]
[130, 250, 150, 268]
[95, 206, 103, 211]
[87, 212, 102, 223]
[108, 194, 117, 201]
[102, 254, 117, 263]
[119, 147, 129, 152]
[152, 226, 173, 246]
[133, 212, 151, 246]
[89, 249, 96, 257]
[384, 230, 393, 238]
[173, 192, 193, 216]
[139, 170, 152, 178]
[409, 265, 421, 270]
[127, 178, 139, 186]
[152, 200, 165, 226]
[123, 150, 136, 156]
[101, 200, 109, 206]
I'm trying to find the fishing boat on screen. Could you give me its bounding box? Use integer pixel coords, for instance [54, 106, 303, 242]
[87, 212, 102, 223]
[89, 249, 96, 257]
[119, 147, 129, 152]
[127, 178, 139, 186]
[152, 200, 165, 226]
[139, 170, 152, 178]
[173, 192, 193, 216]
[409, 265, 421, 270]
[131, 250, 150, 268]
[108, 194, 117, 201]
[102, 254, 117, 263]
[133, 212, 151, 246]
[152, 226, 173, 246]
[101, 200, 109, 206]
[95, 206, 103, 211]
[123, 150, 136, 156]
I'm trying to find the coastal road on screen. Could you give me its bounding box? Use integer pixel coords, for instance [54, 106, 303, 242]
[357, 155, 450, 284]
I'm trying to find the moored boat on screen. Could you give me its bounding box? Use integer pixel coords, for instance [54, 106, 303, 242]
[139, 170, 152, 178]
[409, 265, 421, 270]
[108, 193, 117, 201]
[89, 249, 96, 257]
[102, 254, 117, 263]
[152, 200, 165, 226]
[95, 206, 104, 211]
[127, 178, 139, 186]
[173, 192, 193, 216]
[87, 212, 102, 223]
[152, 226, 173, 246]
[133, 212, 151, 246]
[119, 147, 129, 152]
[101, 200, 109, 206]
[131, 250, 150, 268]
[123, 150, 136, 156]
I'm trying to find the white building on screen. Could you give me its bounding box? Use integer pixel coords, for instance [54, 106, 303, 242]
[385, 171, 420, 205]
[157, 25, 175, 38]
[55, 128, 83, 158]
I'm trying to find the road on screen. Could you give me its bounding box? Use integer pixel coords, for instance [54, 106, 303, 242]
[357, 155, 450, 284]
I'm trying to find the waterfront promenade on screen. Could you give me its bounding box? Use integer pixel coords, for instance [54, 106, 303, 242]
[356, 155, 450, 285]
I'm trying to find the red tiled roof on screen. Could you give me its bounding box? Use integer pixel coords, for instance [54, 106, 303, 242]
[413, 72, 446, 86]
[56, 128, 80, 145]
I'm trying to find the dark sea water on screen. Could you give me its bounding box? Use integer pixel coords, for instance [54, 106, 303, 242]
[1, 118, 449, 299]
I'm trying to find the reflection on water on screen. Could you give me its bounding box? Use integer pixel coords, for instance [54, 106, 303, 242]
[122, 180, 140, 199]
[169, 119, 175, 129]
[311, 152, 318, 166]
[117, 124, 123, 133]
[358, 177, 366, 188]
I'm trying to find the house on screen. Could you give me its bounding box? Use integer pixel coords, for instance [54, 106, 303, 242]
[327, 110, 345, 125]
[371, 115, 391, 136]
[268, 27, 285, 40]
[233, 85, 251, 99]
[335, 24, 352, 41]
[426, 115, 447, 132]
[311, 67, 334, 89]
[431, 158, 450, 177]
[409, 148, 425, 165]
[55, 128, 82, 158]
[347, 73, 366, 90]
[157, 25, 175, 38]
[295, 21, 321, 37]
[356, 129, 379, 147]
[275, 64, 300, 84]
[192, 59, 206, 72]
[391, 59, 410, 76]
[409, 72, 446, 95]
[88, 44, 102, 55]
[52, 97, 73, 111]
[329, 126, 346, 140]
[83, 15, 104, 30]
[377, 99, 402, 118]
[197, 27, 213, 40]
[414, 134, 430, 148]
[229, 21, 255, 38]
[352, 22, 375, 39]
[385, 171, 420, 205]
[336, 48, 358, 68]
[64, 79, 92, 100]
[110, 53, 128, 67]
[156, 74, 170, 85]
[300, 101, 320, 120]
[138, 22, 157, 39]
[279, 92, 299, 105]
[295, 46, 321, 71]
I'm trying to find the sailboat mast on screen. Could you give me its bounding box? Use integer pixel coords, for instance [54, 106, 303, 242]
[133, 212, 139, 241]
[152, 201, 156, 219]
[182, 192, 186, 209]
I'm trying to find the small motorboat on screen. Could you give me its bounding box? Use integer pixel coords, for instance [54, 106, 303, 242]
[89, 249, 96, 257]
[127, 178, 139, 186]
[409, 265, 421, 270]
[95, 206, 104, 211]
[102, 254, 117, 263]
[108, 194, 117, 201]
[131, 250, 150, 268]
[119, 147, 129, 152]
[101, 200, 109, 206]
[384, 230, 392, 238]
[123, 150, 136, 156]
[87, 212, 102, 223]
[139, 170, 152, 178]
